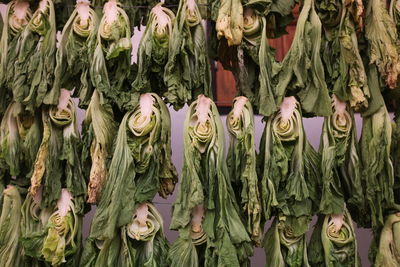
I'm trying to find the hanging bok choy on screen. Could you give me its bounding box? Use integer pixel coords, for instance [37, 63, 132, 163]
[83, 90, 117, 204]
[50, 0, 98, 108]
[308, 210, 360, 267]
[120, 203, 170, 266]
[29, 89, 86, 214]
[169, 95, 253, 267]
[0, 0, 32, 115]
[374, 213, 400, 267]
[0, 101, 42, 191]
[365, 0, 400, 89]
[226, 96, 261, 244]
[22, 189, 83, 266]
[132, 3, 175, 95]
[234, 8, 277, 116]
[317, 0, 370, 111]
[273, 0, 331, 117]
[91, 0, 133, 110]
[0, 185, 23, 267]
[13, 0, 57, 111]
[318, 95, 364, 216]
[259, 97, 320, 266]
[216, 0, 243, 46]
[81, 93, 177, 265]
[164, 0, 212, 110]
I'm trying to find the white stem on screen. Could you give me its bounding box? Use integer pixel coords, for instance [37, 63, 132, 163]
[232, 96, 247, 120]
[104, 0, 119, 24]
[58, 89, 71, 111]
[13, 1, 30, 20]
[152, 4, 169, 29]
[280, 96, 297, 122]
[187, 0, 196, 11]
[57, 189, 73, 217]
[329, 213, 345, 233]
[38, 0, 47, 12]
[191, 205, 204, 226]
[76, 0, 91, 22]
[135, 203, 149, 227]
[139, 93, 154, 118]
[332, 94, 347, 115]
[196, 95, 211, 124]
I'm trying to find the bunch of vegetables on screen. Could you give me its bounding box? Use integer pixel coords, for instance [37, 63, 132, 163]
[164, 0, 212, 109]
[317, 0, 369, 111]
[90, 0, 133, 110]
[51, 0, 98, 108]
[81, 93, 177, 265]
[259, 97, 320, 266]
[12, 0, 57, 112]
[22, 188, 83, 266]
[29, 89, 86, 213]
[233, 7, 277, 116]
[226, 96, 261, 244]
[0, 0, 32, 115]
[272, 0, 331, 117]
[170, 95, 253, 267]
[132, 3, 175, 95]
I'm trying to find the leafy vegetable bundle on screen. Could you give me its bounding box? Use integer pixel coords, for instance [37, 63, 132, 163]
[0, 101, 42, 193]
[29, 89, 86, 214]
[164, 0, 212, 110]
[13, 0, 57, 112]
[373, 213, 400, 267]
[226, 96, 261, 244]
[81, 93, 177, 265]
[259, 97, 320, 266]
[308, 209, 360, 267]
[132, 3, 175, 95]
[273, 0, 331, 117]
[51, 0, 98, 109]
[317, 0, 370, 111]
[91, 0, 133, 110]
[365, 0, 400, 89]
[233, 8, 277, 116]
[216, 0, 243, 46]
[120, 203, 170, 266]
[318, 95, 363, 216]
[0, 0, 32, 115]
[21, 188, 83, 266]
[170, 95, 252, 267]
[0, 185, 23, 267]
[82, 90, 117, 204]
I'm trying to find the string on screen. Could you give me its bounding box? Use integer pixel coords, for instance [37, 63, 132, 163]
[65, 4, 210, 9]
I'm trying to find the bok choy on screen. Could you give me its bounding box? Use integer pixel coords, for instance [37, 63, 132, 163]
[91, 0, 133, 110]
[22, 188, 83, 266]
[164, 0, 212, 109]
[216, 0, 243, 46]
[374, 213, 400, 267]
[132, 3, 175, 95]
[0, 185, 23, 267]
[273, 0, 331, 117]
[13, 0, 57, 111]
[365, 0, 400, 89]
[81, 93, 177, 265]
[308, 210, 360, 267]
[29, 89, 86, 213]
[0, 0, 32, 115]
[170, 95, 253, 267]
[318, 95, 363, 215]
[259, 97, 320, 266]
[226, 96, 261, 244]
[51, 0, 98, 108]
[83, 90, 117, 204]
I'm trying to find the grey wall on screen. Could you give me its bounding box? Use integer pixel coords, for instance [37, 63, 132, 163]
[0, 4, 374, 266]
